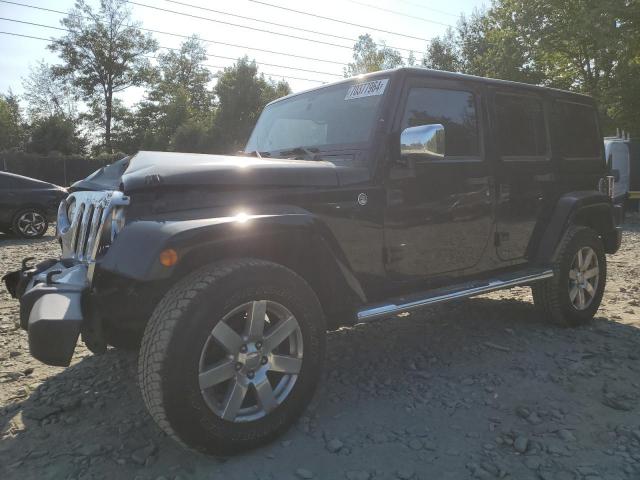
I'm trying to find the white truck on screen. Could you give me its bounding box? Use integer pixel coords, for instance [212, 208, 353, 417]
[604, 132, 632, 210]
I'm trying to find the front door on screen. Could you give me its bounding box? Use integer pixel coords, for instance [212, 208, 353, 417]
[384, 79, 494, 283]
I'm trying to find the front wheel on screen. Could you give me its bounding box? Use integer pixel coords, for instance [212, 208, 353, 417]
[532, 226, 606, 327]
[138, 259, 326, 455]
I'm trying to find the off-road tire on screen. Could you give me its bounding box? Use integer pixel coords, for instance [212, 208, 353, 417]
[138, 259, 326, 455]
[532, 226, 606, 327]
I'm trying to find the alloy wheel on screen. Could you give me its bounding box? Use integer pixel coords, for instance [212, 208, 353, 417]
[568, 246, 599, 311]
[17, 211, 46, 237]
[198, 300, 303, 422]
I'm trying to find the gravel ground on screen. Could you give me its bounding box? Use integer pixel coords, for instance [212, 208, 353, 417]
[1, 218, 639, 480]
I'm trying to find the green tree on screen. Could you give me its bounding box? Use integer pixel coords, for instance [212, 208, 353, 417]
[345, 34, 404, 76]
[496, 0, 639, 134]
[422, 27, 462, 72]
[423, 0, 640, 136]
[213, 57, 291, 153]
[171, 118, 214, 153]
[131, 36, 216, 152]
[150, 37, 215, 117]
[423, 9, 542, 84]
[0, 92, 25, 151]
[49, 0, 157, 152]
[27, 115, 86, 155]
[22, 60, 80, 121]
[86, 96, 133, 155]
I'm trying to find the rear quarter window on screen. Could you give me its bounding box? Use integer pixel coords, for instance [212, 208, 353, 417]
[494, 93, 548, 158]
[0, 174, 26, 189]
[551, 101, 601, 159]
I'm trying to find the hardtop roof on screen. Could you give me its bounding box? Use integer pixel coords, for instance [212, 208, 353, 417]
[267, 67, 593, 107]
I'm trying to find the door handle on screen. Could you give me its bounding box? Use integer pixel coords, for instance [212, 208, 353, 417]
[499, 184, 510, 201]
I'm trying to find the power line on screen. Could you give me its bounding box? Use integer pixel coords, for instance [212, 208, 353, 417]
[3, 0, 422, 63]
[0, 30, 326, 84]
[158, 46, 343, 77]
[1, 0, 348, 66]
[0, 17, 66, 32]
[128, 1, 421, 57]
[247, 0, 440, 38]
[395, 0, 460, 19]
[128, 1, 354, 51]
[0, 17, 342, 77]
[162, 0, 357, 45]
[144, 54, 326, 83]
[0, 30, 48, 41]
[159, 0, 424, 55]
[345, 0, 455, 25]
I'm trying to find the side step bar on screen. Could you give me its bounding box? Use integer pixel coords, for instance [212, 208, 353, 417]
[357, 268, 553, 322]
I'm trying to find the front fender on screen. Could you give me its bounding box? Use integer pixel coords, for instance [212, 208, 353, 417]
[98, 207, 367, 311]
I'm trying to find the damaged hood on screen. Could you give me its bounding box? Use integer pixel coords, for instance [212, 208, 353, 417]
[72, 151, 340, 193]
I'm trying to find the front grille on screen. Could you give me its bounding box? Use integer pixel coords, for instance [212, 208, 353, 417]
[57, 191, 129, 265]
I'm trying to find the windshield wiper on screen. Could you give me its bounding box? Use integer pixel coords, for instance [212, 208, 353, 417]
[240, 150, 271, 158]
[278, 146, 322, 161]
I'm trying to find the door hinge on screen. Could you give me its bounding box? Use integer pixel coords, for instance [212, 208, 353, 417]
[494, 231, 509, 246]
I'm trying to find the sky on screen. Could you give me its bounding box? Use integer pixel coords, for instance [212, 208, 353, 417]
[0, 0, 487, 106]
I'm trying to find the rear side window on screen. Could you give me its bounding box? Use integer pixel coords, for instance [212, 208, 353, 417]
[552, 101, 601, 158]
[494, 93, 547, 158]
[0, 174, 22, 188]
[402, 87, 479, 157]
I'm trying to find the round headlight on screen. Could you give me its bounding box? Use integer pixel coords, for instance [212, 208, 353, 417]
[111, 207, 126, 239]
[67, 199, 77, 221]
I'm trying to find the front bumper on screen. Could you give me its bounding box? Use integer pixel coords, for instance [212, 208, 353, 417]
[3, 259, 88, 366]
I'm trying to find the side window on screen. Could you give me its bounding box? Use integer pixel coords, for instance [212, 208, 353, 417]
[0, 175, 19, 189]
[494, 93, 547, 158]
[552, 101, 601, 158]
[402, 87, 479, 157]
[3, 176, 28, 189]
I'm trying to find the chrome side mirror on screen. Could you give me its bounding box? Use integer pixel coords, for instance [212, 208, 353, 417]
[400, 124, 445, 161]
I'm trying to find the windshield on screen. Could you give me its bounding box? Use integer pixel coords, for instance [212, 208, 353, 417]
[245, 78, 390, 155]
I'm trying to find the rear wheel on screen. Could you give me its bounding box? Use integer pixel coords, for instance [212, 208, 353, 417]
[138, 259, 326, 455]
[532, 226, 606, 326]
[12, 208, 48, 238]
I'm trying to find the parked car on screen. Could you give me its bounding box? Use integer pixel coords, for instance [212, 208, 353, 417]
[605, 132, 631, 208]
[0, 171, 67, 238]
[4, 68, 623, 455]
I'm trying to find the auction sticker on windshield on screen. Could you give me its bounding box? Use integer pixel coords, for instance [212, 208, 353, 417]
[344, 79, 389, 100]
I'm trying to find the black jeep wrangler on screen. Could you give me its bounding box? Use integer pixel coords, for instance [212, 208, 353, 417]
[4, 68, 623, 455]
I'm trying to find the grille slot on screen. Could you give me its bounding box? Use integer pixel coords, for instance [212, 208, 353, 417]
[57, 191, 129, 268]
[70, 203, 85, 255]
[76, 204, 94, 260]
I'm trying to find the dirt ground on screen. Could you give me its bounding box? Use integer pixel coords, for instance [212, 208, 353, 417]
[1, 219, 639, 480]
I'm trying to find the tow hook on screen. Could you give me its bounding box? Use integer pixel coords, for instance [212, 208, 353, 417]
[46, 270, 62, 285]
[21, 257, 35, 271]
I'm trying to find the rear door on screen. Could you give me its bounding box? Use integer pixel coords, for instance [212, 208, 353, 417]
[0, 174, 20, 226]
[490, 90, 553, 261]
[384, 78, 494, 282]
